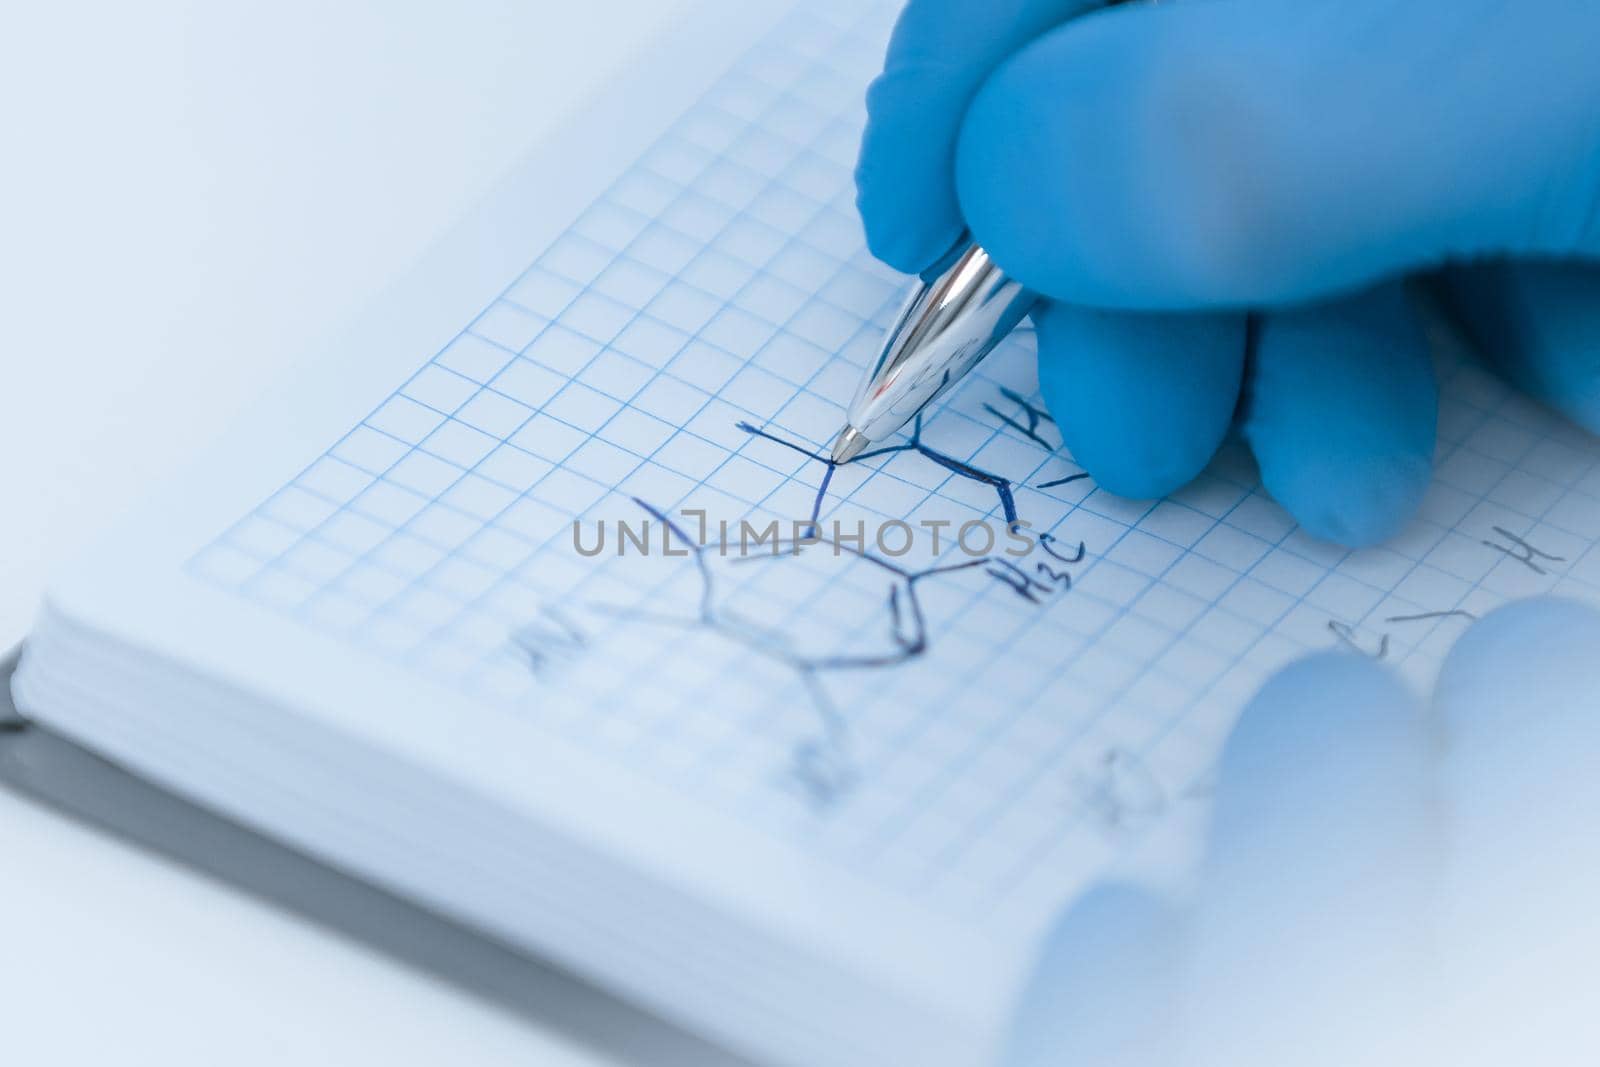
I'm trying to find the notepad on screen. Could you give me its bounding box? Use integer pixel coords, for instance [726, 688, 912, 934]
[15, 0, 1600, 1063]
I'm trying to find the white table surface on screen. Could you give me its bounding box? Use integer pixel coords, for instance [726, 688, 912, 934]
[0, 3, 708, 1063]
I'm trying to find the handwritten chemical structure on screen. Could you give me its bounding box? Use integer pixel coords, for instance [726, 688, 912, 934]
[650, 410, 1087, 806]
[523, 386, 1092, 808]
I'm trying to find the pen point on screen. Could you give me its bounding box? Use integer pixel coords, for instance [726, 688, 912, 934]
[830, 426, 869, 464]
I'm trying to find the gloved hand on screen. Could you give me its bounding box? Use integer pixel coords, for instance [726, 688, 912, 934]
[857, 0, 1600, 546]
[1001, 597, 1600, 1067]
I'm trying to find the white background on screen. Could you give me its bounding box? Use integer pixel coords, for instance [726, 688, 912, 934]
[0, 2, 708, 1063]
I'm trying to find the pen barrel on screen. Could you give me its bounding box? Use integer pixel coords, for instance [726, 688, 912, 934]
[847, 242, 1036, 442]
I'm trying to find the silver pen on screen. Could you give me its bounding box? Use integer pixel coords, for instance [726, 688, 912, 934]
[830, 238, 1036, 463]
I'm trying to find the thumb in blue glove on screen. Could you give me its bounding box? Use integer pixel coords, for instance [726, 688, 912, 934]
[857, 0, 1600, 547]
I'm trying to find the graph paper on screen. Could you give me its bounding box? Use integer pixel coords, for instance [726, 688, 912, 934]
[188, 0, 1600, 934]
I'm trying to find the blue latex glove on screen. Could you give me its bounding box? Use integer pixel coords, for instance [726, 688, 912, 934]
[857, 0, 1600, 546]
[1003, 598, 1600, 1066]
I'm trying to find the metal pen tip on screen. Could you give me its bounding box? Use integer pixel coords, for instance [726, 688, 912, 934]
[830, 426, 870, 464]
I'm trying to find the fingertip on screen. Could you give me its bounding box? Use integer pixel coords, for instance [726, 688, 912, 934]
[1266, 449, 1432, 548]
[1189, 653, 1431, 1066]
[1006, 884, 1180, 1067]
[1211, 650, 1427, 871]
[1227, 652, 1421, 783]
[1433, 598, 1600, 968]
[1245, 287, 1437, 548]
[1244, 648, 1414, 708]
[1035, 302, 1245, 500]
[1436, 597, 1600, 721]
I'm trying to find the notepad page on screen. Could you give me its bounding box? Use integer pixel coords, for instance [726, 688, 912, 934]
[184, 0, 1600, 939]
